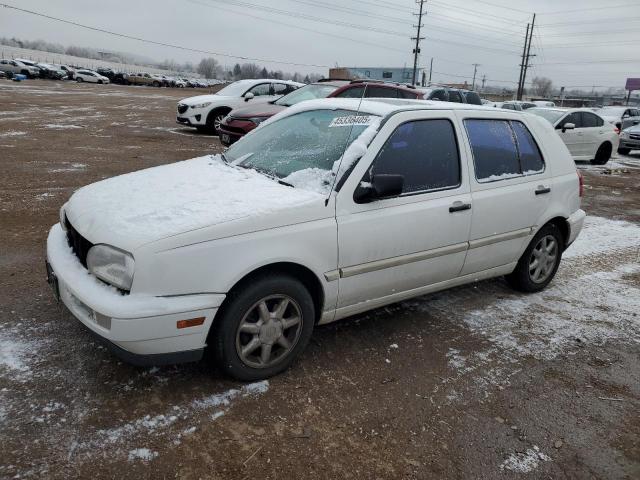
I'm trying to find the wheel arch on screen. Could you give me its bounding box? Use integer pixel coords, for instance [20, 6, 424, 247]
[216, 262, 326, 325]
[207, 106, 232, 123]
[542, 216, 570, 250]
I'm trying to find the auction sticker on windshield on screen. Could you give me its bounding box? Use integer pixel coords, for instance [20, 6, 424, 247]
[329, 115, 373, 127]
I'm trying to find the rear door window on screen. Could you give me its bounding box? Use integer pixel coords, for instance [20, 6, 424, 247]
[465, 119, 520, 181]
[429, 89, 448, 101]
[581, 112, 602, 128]
[463, 91, 483, 105]
[448, 90, 463, 103]
[398, 89, 418, 99]
[334, 86, 364, 98]
[465, 119, 545, 181]
[369, 119, 460, 194]
[365, 86, 399, 98]
[248, 83, 271, 96]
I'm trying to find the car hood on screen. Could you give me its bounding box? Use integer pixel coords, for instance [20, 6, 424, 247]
[64, 156, 328, 252]
[230, 102, 287, 118]
[180, 94, 231, 106]
[623, 124, 640, 134]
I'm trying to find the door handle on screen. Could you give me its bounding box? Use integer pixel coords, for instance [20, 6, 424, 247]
[535, 186, 551, 195]
[449, 201, 472, 213]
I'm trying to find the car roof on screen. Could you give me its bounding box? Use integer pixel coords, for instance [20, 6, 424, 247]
[233, 78, 304, 87]
[312, 80, 350, 87]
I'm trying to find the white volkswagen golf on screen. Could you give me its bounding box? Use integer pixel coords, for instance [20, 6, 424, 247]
[47, 99, 586, 380]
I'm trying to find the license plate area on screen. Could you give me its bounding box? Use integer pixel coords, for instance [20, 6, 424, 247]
[46, 261, 60, 302]
[220, 133, 231, 144]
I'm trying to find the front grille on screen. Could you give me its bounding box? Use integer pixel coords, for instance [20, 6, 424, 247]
[630, 134, 640, 140]
[65, 218, 93, 268]
[177, 104, 189, 114]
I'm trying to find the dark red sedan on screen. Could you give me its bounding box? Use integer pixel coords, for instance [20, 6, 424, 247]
[218, 79, 425, 146]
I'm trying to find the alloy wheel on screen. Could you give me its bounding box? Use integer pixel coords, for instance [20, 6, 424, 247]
[235, 295, 303, 369]
[528, 234, 558, 283]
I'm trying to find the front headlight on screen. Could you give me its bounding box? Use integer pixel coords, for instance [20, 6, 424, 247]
[59, 205, 67, 231]
[191, 102, 211, 109]
[249, 117, 268, 125]
[87, 244, 135, 291]
[620, 131, 629, 138]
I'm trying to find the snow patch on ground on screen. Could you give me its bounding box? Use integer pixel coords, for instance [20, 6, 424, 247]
[127, 448, 158, 462]
[0, 131, 27, 137]
[44, 124, 84, 129]
[564, 215, 640, 258]
[501, 446, 551, 473]
[0, 332, 30, 373]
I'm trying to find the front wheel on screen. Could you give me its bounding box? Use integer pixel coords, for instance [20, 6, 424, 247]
[211, 274, 315, 381]
[592, 143, 612, 165]
[76, 77, 83, 82]
[617, 147, 631, 156]
[506, 223, 563, 293]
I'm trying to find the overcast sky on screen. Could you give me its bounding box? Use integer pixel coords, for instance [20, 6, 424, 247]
[1, 0, 638, 90]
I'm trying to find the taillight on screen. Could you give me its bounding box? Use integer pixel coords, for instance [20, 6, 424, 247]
[577, 170, 584, 197]
[614, 126, 620, 135]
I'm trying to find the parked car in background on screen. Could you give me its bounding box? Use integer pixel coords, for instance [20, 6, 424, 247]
[96, 68, 117, 82]
[125, 72, 159, 87]
[177, 78, 303, 134]
[596, 106, 640, 132]
[56, 64, 76, 80]
[75, 70, 110, 84]
[617, 124, 640, 155]
[36, 63, 66, 80]
[527, 108, 618, 164]
[0, 59, 40, 78]
[418, 86, 482, 105]
[48, 98, 585, 380]
[218, 79, 423, 145]
[491, 101, 522, 111]
[111, 72, 128, 85]
[533, 100, 555, 107]
[14, 58, 45, 77]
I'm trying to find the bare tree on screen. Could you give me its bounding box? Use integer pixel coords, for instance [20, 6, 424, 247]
[532, 77, 553, 97]
[197, 58, 220, 79]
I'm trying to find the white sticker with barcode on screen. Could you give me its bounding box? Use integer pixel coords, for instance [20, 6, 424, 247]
[328, 115, 373, 127]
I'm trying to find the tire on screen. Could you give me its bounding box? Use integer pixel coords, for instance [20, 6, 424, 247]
[97, 80, 103, 84]
[211, 274, 315, 381]
[591, 142, 612, 165]
[153, 81, 160, 87]
[76, 77, 83, 83]
[617, 147, 631, 156]
[205, 109, 230, 135]
[506, 223, 563, 293]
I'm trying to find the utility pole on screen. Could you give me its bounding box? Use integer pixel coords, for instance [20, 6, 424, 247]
[517, 23, 529, 100]
[481, 74, 486, 90]
[472, 63, 480, 90]
[428, 57, 433, 85]
[411, 0, 426, 86]
[521, 13, 536, 100]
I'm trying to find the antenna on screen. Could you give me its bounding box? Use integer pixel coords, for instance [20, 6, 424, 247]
[326, 84, 368, 206]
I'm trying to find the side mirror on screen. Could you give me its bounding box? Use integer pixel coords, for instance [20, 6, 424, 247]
[561, 122, 575, 133]
[244, 92, 255, 101]
[633, 120, 639, 125]
[354, 174, 404, 203]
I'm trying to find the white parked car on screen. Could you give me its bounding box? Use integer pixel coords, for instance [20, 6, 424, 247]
[527, 108, 618, 164]
[533, 100, 555, 107]
[617, 123, 640, 155]
[75, 70, 110, 84]
[47, 99, 585, 380]
[0, 59, 40, 77]
[596, 106, 640, 132]
[176, 78, 304, 134]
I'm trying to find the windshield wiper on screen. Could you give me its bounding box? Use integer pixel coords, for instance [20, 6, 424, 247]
[278, 179, 294, 188]
[239, 164, 294, 187]
[220, 152, 229, 163]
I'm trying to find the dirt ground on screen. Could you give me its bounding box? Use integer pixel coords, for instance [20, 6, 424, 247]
[1, 80, 639, 479]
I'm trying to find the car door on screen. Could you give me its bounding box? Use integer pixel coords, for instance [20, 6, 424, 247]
[244, 83, 273, 104]
[580, 111, 606, 156]
[457, 113, 550, 275]
[556, 112, 585, 156]
[335, 110, 472, 311]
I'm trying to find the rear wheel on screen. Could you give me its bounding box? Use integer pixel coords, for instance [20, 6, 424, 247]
[592, 142, 612, 165]
[506, 223, 563, 293]
[76, 77, 83, 82]
[617, 147, 631, 156]
[153, 81, 161, 87]
[211, 274, 315, 381]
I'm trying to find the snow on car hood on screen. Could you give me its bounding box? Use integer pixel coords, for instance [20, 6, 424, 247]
[179, 94, 228, 106]
[64, 156, 326, 251]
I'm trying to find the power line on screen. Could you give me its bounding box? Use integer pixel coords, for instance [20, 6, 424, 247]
[538, 16, 640, 27]
[283, 0, 411, 25]
[539, 2, 640, 15]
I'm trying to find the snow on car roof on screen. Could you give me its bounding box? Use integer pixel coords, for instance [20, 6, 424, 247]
[230, 78, 304, 86]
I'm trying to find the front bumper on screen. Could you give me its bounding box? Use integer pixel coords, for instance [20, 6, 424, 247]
[566, 209, 586, 247]
[46, 223, 225, 365]
[619, 137, 640, 150]
[175, 107, 207, 126]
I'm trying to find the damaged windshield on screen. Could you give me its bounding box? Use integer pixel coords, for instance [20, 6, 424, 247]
[224, 109, 379, 191]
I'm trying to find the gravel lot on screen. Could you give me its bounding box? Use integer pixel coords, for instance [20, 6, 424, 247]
[1, 80, 639, 479]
